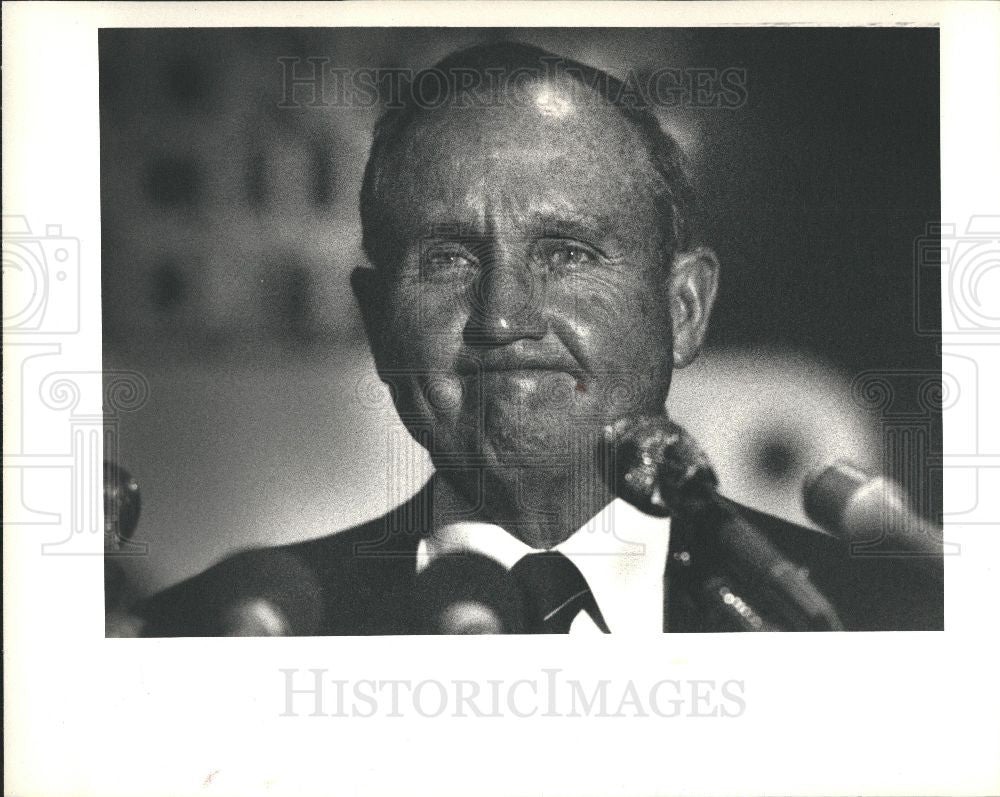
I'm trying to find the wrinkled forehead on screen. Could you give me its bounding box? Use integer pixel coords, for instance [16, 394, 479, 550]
[379, 76, 665, 239]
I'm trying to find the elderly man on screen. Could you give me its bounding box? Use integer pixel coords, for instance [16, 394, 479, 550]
[137, 42, 941, 635]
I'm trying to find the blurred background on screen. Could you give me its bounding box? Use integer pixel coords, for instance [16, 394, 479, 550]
[100, 28, 941, 598]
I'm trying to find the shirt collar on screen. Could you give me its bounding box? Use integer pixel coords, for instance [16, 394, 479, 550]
[416, 498, 670, 633]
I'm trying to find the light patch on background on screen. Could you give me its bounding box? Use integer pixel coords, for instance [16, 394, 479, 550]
[664, 345, 879, 528]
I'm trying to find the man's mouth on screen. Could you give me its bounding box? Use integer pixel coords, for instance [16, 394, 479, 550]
[456, 351, 584, 380]
[479, 368, 576, 380]
[465, 367, 586, 398]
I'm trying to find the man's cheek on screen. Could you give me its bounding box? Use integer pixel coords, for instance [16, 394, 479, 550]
[608, 288, 672, 367]
[386, 311, 456, 368]
[561, 274, 627, 334]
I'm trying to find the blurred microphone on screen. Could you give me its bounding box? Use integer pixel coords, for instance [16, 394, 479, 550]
[104, 461, 146, 636]
[607, 415, 844, 631]
[803, 460, 944, 584]
[415, 551, 524, 634]
[104, 460, 141, 553]
[208, 549, 324, 636]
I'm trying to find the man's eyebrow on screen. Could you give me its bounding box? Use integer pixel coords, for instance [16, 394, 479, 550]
[526, 212, 614, 242]
[413, 213, 615, 242]
[419, 220, 486, 239]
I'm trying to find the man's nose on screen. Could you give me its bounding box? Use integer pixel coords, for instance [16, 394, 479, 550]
[465, 250, 547, 345]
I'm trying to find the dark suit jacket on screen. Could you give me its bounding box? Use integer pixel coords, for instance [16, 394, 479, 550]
[137, 485, 943, 635]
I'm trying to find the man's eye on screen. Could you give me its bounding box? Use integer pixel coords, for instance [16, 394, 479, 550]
[538, 240, 597, 272]
[421, 246, 476, 277]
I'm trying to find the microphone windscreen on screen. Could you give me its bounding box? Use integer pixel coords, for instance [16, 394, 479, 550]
[207, 549, 323, 636]
[605, 415, 718, 516]
[803, 460, 941, 561]
[802, 460, 870, 534]
[415, 551, 524, 634]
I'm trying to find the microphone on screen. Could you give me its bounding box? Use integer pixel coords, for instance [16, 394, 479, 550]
[104, 460, 141, 553]
[104, 461, 146, 636]
[415, 551, 524, 634]
[606, 415, 844, 631]
[803, 460, 944, 585]
[207, 549, 324, 636]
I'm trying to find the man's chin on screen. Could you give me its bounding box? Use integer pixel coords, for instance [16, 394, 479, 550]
[484, 429, 570, 463]
[479, 419, 610, 483]
[421, 408, 608, 475]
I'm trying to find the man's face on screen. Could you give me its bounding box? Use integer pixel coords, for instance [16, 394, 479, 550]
[358, 78, 714, 514]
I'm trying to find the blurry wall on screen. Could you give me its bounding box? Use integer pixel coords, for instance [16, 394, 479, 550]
[99, 29, 941, 595]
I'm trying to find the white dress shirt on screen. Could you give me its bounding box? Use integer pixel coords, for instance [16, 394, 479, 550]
[416, 498, 671, 634]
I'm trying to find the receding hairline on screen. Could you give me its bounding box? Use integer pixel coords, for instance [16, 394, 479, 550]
[359, 42, 699, 268]
[382, 73, 665, 177]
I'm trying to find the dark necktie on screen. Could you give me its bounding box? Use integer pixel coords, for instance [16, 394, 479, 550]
[508, 551, 610, 634]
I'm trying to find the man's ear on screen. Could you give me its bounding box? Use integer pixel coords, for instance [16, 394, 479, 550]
[350, 267, 389, 371]
[668, 247, 720, 369]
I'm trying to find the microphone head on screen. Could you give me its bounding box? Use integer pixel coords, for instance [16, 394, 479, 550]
[604, 415, 718, 516]
[104, 461, 141, 552]
[208, 549, 323, 636]
[802, 460, 873, 534]
[415, 551, 524, 634]
[804, 459, 942, 567]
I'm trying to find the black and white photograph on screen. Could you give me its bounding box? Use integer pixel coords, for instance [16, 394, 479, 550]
[4, 4, 1000, 797]
[101, 26, 944, 636]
